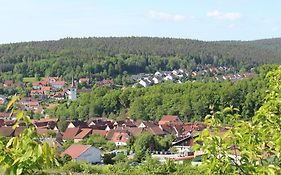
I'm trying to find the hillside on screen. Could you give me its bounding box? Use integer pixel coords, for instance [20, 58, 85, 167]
[0, 37, 280, 80]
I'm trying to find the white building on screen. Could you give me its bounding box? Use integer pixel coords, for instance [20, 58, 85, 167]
[67, 77, 77, 101]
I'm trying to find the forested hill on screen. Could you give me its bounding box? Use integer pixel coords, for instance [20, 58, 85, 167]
[0, 37, 280, 80]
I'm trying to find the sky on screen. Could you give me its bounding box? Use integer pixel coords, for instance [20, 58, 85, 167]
[0, 0, 280, 44]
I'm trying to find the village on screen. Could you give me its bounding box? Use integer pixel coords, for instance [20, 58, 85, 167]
[0, 65, 254, 165]
[0, 64, 255, 116]
[0, 113, 210, 165]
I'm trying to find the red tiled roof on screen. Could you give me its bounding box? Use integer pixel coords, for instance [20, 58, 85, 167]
[159, 115, 182, 125]
[92, 129, 108, 137]
[51, 81, 65, 86]
[111, 132, 129, 143]
[62, 144, 91, 159]
[42, 86, 51, 91]
[74, 128, 92, 139]
[160, 115, 180, 122]
[63, 127, 80, 140]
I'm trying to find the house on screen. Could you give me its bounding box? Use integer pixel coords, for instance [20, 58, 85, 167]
[3, 80, 14, 87]
[146, 126, 166, 136]
[154, 71, 163, 77]
[32, 81, 47, 90]
[152, 77, 162, 84]
[79, 78, 90, 85]
[0, 127, 14, 137]
[74, 128, 92, 142]
[159, 115, 182, 126]
[172, 134, 195, 155]
[51, 81, 65, 89]
[62, 127, 81, 140]
[43, 77, 60, 84]
[111, 132, 129, 146]
[92, 129, 108, 137]
[138, 79, 152, 87]
[62, 144, 101, 164]
[128, 127, 144, 137]
[67, 121, 88, 129]
[96, 79, 114, 87]
[138, 121, 158, 128]
[163, 74, 175, 81]
[48, 91, 65, 100]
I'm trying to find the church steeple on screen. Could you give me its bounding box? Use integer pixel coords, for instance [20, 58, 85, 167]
[68, 76, 77, 101]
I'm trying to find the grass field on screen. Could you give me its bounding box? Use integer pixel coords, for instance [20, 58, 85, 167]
[23, 77, 38, 83]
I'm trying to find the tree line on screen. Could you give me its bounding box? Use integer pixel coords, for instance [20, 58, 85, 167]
[47, 65, 273, 122]
[1, 37, 281, 82]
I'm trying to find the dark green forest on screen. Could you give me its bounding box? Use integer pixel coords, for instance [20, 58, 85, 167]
[1, 37, 281, 81]
[46, 65, 275, 122]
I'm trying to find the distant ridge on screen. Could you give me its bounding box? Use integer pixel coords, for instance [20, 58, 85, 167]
[0, 37, 280, 77]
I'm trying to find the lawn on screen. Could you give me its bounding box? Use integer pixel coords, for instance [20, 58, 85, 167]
[23, 77, 38, 83]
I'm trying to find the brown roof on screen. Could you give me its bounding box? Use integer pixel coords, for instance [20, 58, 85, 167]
[106, 129, 127, 140]
[62, 144, 92, 159]
[36, 128, 49, 135]
[128, 127, 144, 137]
[0, 119, 4, 127]
[0, 127, 14, 137]
[63, 127, 80, 140]
[160, 115, 180, 122]
[92, 130, 108, 137]
[4, 120, 17, 126]
[146, 126, 166, 136]
[68, 121, 88, 128]
[74, 128, 92, 139]
[14, 126, 27, 136]
[160, 124, 176, 134]
[139, 121, 158, 128]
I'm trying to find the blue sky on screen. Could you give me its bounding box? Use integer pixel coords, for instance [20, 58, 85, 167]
[0, 0, 280, 43]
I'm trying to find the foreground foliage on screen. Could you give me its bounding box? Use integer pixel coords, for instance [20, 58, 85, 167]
[61, 158, 204, 175]
[0, 97, 59, 175]
[195, 66, 281, 174]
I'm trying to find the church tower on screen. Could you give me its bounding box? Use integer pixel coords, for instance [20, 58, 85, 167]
[68, 76, 77, 101]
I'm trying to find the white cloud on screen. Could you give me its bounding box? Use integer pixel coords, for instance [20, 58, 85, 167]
[148, 10, 186, 22]
[207, 10, 241, 20]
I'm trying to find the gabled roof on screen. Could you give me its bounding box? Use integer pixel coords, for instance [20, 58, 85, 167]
[62, 144, 92, 159]
[128, 127, 144, 137]
[51, 81, 65, 86]
[68, 121, 88, 128]
[160, 115, 180, 122]
[111, 132, 129, 143]
[106, 129, 127, 140]
[14, 126, 27, 136]
[74, 128, 92, 139]
[0, 127, 14, 137]
[36, 128, 49, 135]
[92, 129, 108, 137]
[160, 124, 176, 134]
[63, 127, 80, 140]
[146, 126, 166, 136]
